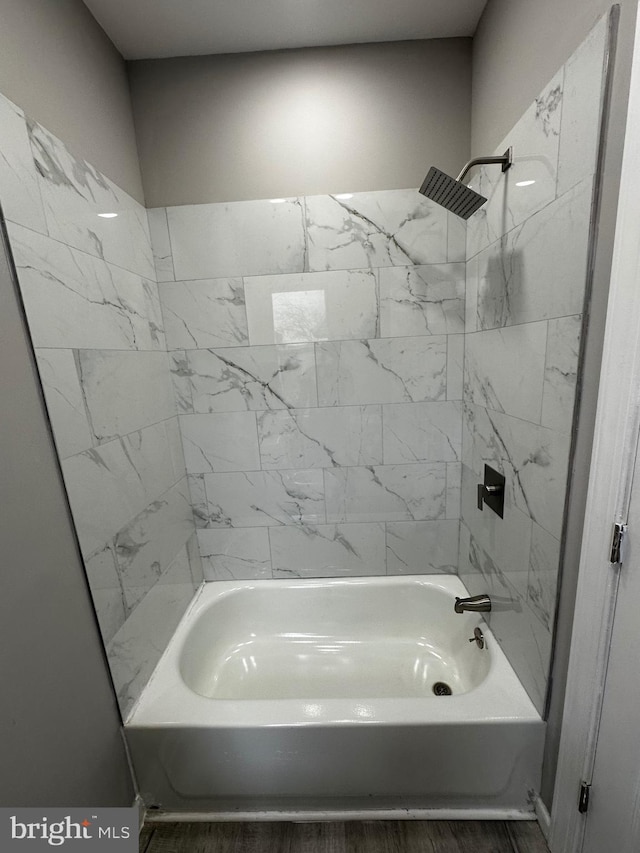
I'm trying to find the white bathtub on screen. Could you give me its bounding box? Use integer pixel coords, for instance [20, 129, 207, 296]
[126, 575, 544, 817]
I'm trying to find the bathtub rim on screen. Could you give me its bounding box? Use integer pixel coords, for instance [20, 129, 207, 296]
[126, 574, 541, 729]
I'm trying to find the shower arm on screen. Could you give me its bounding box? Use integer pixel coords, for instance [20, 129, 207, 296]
[456, 147, 513, 183]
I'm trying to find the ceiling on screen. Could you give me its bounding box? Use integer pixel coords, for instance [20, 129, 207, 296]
[82, 0, 488, 60]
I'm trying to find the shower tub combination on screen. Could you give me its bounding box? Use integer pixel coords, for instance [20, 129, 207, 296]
[126, 575, 543, 817]
[125, 135, 549, 821]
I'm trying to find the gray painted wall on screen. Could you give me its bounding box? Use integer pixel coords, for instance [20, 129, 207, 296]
[472, 0, 633, 152]
[0, 219, 134, 806]
[127, 39, 471, 207]
[0, 0, 144, 203]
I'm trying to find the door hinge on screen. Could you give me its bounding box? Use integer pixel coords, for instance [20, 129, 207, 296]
[579, 781, 591, 814]
[610, 522, 627, 564]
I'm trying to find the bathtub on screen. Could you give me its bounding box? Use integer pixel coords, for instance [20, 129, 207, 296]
[126, 575, 544, 817]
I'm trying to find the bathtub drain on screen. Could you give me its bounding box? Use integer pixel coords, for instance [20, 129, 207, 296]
[432, 682, 452, 696]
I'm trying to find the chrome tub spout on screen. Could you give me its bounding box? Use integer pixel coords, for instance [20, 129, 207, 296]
[454, 594, 492, 614]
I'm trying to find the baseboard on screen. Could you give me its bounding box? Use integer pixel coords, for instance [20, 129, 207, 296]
[145, 808, 537, 823]
[535, 796, 551, 841]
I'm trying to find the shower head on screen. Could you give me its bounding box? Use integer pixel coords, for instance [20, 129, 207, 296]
[419, 168, 487, 220]
[419, 147, 513, 220]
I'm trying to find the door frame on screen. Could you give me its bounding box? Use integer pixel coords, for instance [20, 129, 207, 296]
[550, 8, 640, 851]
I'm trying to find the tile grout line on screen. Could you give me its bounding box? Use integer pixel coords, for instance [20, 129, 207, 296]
[163, 207, 178, 283]
[150, 260, 466, 287]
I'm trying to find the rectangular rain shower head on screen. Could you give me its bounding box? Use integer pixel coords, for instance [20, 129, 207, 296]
[419, 148, 512, 220]
[419, 167, 487, 220]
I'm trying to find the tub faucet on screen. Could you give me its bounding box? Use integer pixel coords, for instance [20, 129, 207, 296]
[454, 594, 491, 614]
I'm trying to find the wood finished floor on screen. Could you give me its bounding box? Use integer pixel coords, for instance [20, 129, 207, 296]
[140, 820, 550, 853]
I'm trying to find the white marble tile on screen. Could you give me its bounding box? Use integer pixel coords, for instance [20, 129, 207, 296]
[159, 278, 249, 350]
[84, 545, 127, 645]
[316, 337, 446, 406]
[244, 269, 378, 345]
[527, 522, 561, 631]
[114, 478, 194, 611]
[106, 188, 155, 281]
[461, 400, 476, 473]
[457, 520, 549, 714]
[488, 584, 552, 715]
[465, 173, 507, 264]
[460, 463, 532, 599]
[475, 177, 593, 331]
[463, 403, 507, 482]
[463, 521, 550, 714]
[123, 543, 192, 620]
[447, 334, 464, 401]
[186, 532, 205, 586]
[541, 315, 582, 433]
[382, 401, 462, 464]
[197, 528, 272, 581]
[557, 15, 608, 196]
[305, 190, 449, 271]
[507, 411, 571, 542]
[324, 464, 446, 523]
[165, 415, 187, 483]
[446, 461, 462, 519]
[167, 198, 306, 280]
[447, 214, 467, 263]
[464, 322, 547, 422]
[77, 350, 176, 443]
[162, 544, 195, 588]
[180, 412, 260, 473]
[28, 121, 154, 279]
[187, 474, 209, 528]
[324, 463, 446, 522]
[457, 520, 480, 594]
[462, 404, 570, 540]
[258, 406, 382, 470]
[187, 474, 209, 529]
[461, 489, 510, 595]
[464, 255, 479, 332]
[188, 344, 317, 412]
[378, 264, 465, 338]
[270, 522, 386, 578]
[62, 419, 185, 556]
[467, 69, 564, 258]
[9, 223, 164, 351]
[0, 92, 46, 232]
[142, 278, 166, 350]
[147, 207, 175, 282]
[202, 469, 324, 527]
[386, 520, 459, 574]
[169, 351, 195, 414]
[35, 349, 93, 459]
[107, 550, 196, 718]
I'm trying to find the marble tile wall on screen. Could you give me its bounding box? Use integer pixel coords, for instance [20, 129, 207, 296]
[151, 189, 466, 580]
[0, 12, 605, 723]
[458, 17, 607, 714]
[0, 91, 201, 718]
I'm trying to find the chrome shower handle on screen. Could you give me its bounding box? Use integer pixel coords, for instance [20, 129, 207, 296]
[477, 483, 501, 510]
